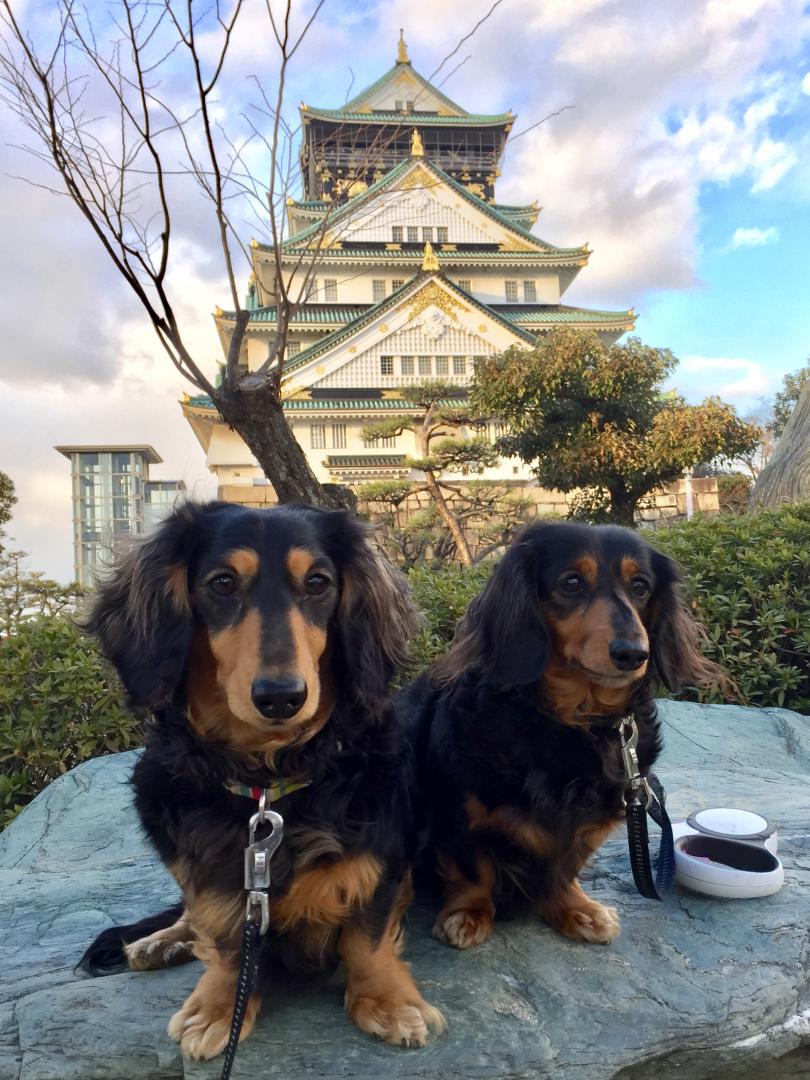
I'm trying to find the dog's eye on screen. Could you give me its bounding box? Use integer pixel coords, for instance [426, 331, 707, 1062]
[209, 573, 237, 596]
[305, 572, 332, 596]
[631, 576, 650, 599]
[560, 573, 585, 594]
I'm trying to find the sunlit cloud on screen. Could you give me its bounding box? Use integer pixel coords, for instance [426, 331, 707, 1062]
[730, 226, 780, 248]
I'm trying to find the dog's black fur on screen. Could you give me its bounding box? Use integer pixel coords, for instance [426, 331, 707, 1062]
[79, 501, 443, 1058]
[398, 522, 723, 949]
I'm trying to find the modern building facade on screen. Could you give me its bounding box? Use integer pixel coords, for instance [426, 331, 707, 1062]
[55, 445, 184, 585]
[182, 36, 635, 495]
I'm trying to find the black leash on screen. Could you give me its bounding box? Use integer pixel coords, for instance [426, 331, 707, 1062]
[220, 918, 262, 1080]
[220, 795, 284, 1080]
[618, 716, 675, 900]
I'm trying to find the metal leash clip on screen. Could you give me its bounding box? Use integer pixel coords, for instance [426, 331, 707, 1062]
[244, 791, 284, 936]
[618, 716, 653, 808]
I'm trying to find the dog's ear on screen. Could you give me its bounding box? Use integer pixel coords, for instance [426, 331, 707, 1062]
[435, 537, 550, 687]
[82, 504, 206, 708]
[333, 517, 421, 716]
[647, 549, 728, 694]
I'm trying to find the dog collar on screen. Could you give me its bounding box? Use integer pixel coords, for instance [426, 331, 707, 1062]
[223, 776, 311, 802]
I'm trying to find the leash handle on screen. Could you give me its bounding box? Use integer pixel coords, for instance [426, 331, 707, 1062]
[618, 718, 675, 900]
[626, 789, 674, 900]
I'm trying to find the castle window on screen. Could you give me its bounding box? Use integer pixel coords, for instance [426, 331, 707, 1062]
[422, 227, 433, 243]
[437, 226, 449, 242]
[458, 278, 471, 293]
[380, 356, 394, 375]
[453, 356, 466, 375]
[401, 356, 414, 375]
[418, 357, 432, 376]
[392, 226, 403, 242]
[407, 226, 419, 243]
[436, 357, 449, 375]
[372, 279, 386, 302]
[323, 278, 338, 301]
[331, 424, 347, 449]
[505, 280, 519, 302]
[287, 341, 301, 357]
[392, 279, 405, 292]
[523, 280, 537, 302]
[310, 424, 326, 449]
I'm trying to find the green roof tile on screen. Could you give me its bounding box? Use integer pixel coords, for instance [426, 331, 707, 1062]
[492, 304, 633, 325]
[303, 108, 510, 126]
[185, 395, 469, 413]
[325, 454, 407, 467]
[217, 304, 369, 325]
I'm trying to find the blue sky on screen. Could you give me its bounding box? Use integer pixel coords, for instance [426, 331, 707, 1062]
[1, 0, 809, 580]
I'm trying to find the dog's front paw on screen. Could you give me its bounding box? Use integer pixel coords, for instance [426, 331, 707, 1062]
[168, 987, 259, 1060]
[557, 899, 620, 944]
[433, 906, 494, 950]
[348, 993, 445, 1047]
[125, 936, 194, 971]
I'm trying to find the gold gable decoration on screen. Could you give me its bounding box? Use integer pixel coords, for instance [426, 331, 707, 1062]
[400, 282, 470, 323]
[399, 163, 433, 190]
[422, 241, 439, 272]
[411, 129, 424, 157]
[499, 235, 536, 252]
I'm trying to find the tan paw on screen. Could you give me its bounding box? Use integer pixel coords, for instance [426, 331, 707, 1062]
[348, 994, 445, 1047]
[125, 937, 194, 971]
[167, 993, 259, 1060]
[559, 901, 620, 944]
[433, 907, 494, 950]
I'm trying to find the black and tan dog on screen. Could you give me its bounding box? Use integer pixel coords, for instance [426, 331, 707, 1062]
[399, 521, 723, 951]
[79, 501, 443, 1059]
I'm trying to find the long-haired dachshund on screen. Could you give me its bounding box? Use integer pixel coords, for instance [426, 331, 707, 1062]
[399, 521, 724, 951]
[79, 501, 443, 1059]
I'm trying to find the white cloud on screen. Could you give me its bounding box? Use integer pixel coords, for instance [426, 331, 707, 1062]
[730, 226, 780, 247]
[801, 72, 810, 95]
[675, 355, 776, 407]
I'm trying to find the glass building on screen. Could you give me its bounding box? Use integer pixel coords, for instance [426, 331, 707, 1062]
[55, 445, 184, 586]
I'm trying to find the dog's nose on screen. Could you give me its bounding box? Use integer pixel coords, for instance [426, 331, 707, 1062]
[251, 677, 308, 720]
[609, 639, 649, 672]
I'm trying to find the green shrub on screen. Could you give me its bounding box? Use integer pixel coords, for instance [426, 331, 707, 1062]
[651, 503, 810, 712]
[0, 616, 140, 826]
[716, 472, 752, 514]
[407, 561, 493, 670]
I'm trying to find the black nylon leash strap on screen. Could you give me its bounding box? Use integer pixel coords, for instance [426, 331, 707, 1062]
[220, 918, 262, 1080]
[626, 781, 675, 900]
[617, 717, 675, 901]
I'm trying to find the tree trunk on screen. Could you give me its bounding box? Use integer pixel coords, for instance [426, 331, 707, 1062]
[424, 470, 473, 566]
[608, 485, 637, 528]
[215, 383, 355, 511]
[750, 383, 810, 509]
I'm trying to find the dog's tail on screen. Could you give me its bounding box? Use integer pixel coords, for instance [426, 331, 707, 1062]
[77, 902, 185, 976]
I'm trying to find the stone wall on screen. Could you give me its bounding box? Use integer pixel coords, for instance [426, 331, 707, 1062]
[218, 476, 720, 528]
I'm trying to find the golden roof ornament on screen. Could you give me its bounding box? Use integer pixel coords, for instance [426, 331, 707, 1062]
[422, 241, 439, 272]
[397, 29, 410, 64]
[411, 128, 424, 157]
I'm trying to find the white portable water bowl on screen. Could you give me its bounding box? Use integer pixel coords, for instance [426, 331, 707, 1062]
[672, 808, 784, 899]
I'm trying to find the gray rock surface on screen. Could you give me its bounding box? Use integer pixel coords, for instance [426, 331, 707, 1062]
[1, 701, 809, 1080]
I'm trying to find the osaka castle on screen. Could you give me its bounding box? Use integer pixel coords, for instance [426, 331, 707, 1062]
[182, 35, 635, 493]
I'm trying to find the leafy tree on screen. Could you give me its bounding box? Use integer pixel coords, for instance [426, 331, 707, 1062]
[772, 363, 810, 440]
[0, 470, 15, 551]
[361, 382, 504, 566]
[0, 548, 82, 637]
[473, 330, 759, 527]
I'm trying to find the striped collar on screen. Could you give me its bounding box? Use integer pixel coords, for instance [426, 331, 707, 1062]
[223, 775, 311, 803]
